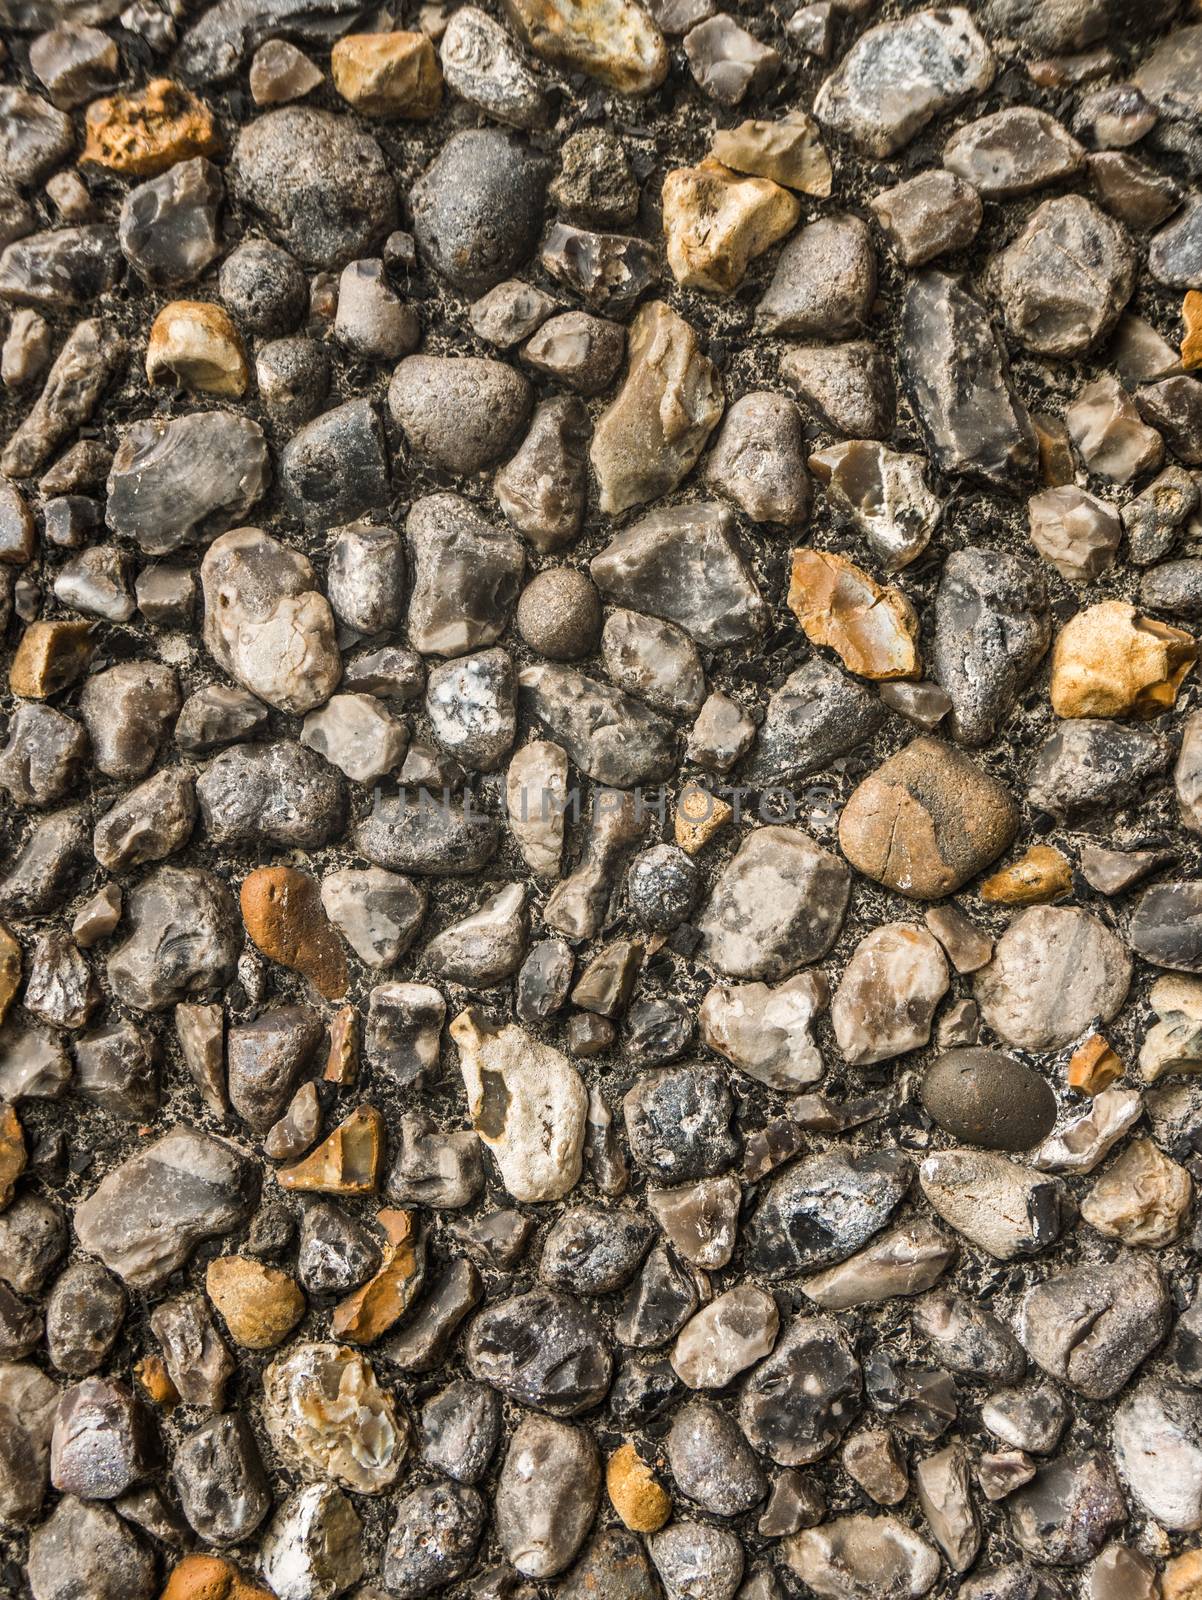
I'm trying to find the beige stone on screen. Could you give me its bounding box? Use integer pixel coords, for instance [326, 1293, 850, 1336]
[1050, 599, 1195, 718]
[146, 301, 248, 398]
[0, 1104, 25, 1210]
[662, 160, 800, 293]
[607, 1442, 671, 1533]
[979, 845, 1072, 905]
[331, 32, 442, 117]
[81, 78, 220, 176]
[9, 620, 94, 699]
[503, 0, 668, 94]
[1082, 1136, 1193, 1246]
[0, 922, 19, 1025]
[249, 40, 323, 107]
[206, 1255, 305, 1349]
[788, 549, 920, 680]
[1184, 290, 1202, 372]
[711, 112, 832, 196]
[675, 781, 732, 854]
[1165, 1548, 1202, 1600]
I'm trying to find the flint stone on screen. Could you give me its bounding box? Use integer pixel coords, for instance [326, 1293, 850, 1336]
[107, 867, 240, 1012]
[745, 1149, 910, 1278]
[106, 412, 270, 555]
[198, 741, 344, 850]
[466, 1286, 611, 1415]
[1019, 1254, 1170, 1398]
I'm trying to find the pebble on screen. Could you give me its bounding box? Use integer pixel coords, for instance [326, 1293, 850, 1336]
[496, 395, 590, 550]
[704, 392, 810, 526]
[712, 112, 831, 196]
[146, 300, 248, 397]
[650, 1521, 744, 1600]
[505, 0, 668, 95]
[788, 548, 919, 680]
[831, 924, 948, 1066]
[411, 129, 548, 294]
[699, 824, 849, 981]
[407, 493, 523, 657]
[1028, 486, 1121, 583]
[870, 170, 981, 267]
[440, 7, 550, 130]
[919, 1148, 1068, 1259]
[263, 1342, 408, 1494]
[1019, 1254, 1169, 1398]
[260, 1483, 363, 1600]
[1081, 1136, 1192, 1245]
[784, 1515, 939, 1600]
[81, 78, 218, 176]
[758, 214, 874, 338]
[249, 39, 323, 106]
[466, 1285, 611, 1415]
[27, 1495, 155, 1600]
[1066, 373, 1164, 483]
[931, 548, 1050, 745]
[663, 161, 798, 294]
[921, 1049, 1056, 1151]
[607, 1442, 671, 1532]
[331, 31, 441, 118]
[241, 866, 347, 1000]
[541, 221, 658, 313]
[495, 1416, 599, 1577]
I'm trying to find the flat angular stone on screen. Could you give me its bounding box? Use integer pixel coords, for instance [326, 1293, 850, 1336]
[520, 663, 675, 788]
[832, 924, 949, 1066]
[106, 411, 268, 555]
[870, 170, 981, 266]
[1019, 1254, 1169, 1397]
[406, 493, 524, 658]
[0, 224, 121, 312]
[495, 396, 590, 551]
[739, 1315, 860, 1465]
[919, 1149, 1069, 1259]
[466, 1285, 611, 1414]
[107, 867, 240, 1012]
[784, 1515, 940, 1600]
[663, 160, 798, 293]
[745, 1148, 910, 1278]
[990, 196, 1135, 358]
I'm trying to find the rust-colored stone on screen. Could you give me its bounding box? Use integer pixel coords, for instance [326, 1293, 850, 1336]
[276, 1105, 383, 1195]
[240, 866, 347, 1000]
[331, 1208, 424, 1344]
[0, 1104, 25, 1210]
[788, 548, 921, 680]
[159, 1554, 274, 1600]
[1183, 289, 1202, 372]
[324, 1005, 359, 1084]
[606, 1441, 671, 1532]
[9, 620, 94, 698]
[979, 845, 1072, 905]
[0, 921, 20, 1024]
[1068, 1033, 1123, 1097]
[135, 1354, 179, 1408]
[205, 1254, 305, 1350]
[82, 78, 220, 176]
[675, 781, 732, 855]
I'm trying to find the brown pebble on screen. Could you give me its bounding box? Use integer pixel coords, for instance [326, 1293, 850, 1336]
[134, 1354, 179, 1408]
[0, 1104, 26, 1209]
[1183, 291, 1202, 373]
[607, 1441, 671, 1532]
[205, 1255, 305, 1350]
[1068, 1033, 1123, 1096]
[160, 1553, 275, 1600]
[324, 1005, 359, 1084]
[0, 920, 20, 1023]
[979, 845, 1072, 905]
[9, 620, 94, 698]
[81, 77, 220, 176]
[240, 866, 347, 1000]
[331, 1208, 423, 1343]
[276, 1104, 383, 1194]
[788, 548, 920, 680]
[331, 32, 442, 118]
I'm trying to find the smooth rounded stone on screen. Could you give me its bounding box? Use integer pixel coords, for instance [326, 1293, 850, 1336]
[738, 1315, 861, 1466]
[540, 1206, 651, 1295]
[671, 1285, 778, 1391]
[325, 523, 404, 638]
[912, 1291, 1025, 1383]
[218, 235, 307, 335]
[667, 1399, 766, 1515]
[382, 1483, 485, 1597]
[50, 1376, 156, 1502]
[389, 355, 531, 474]
[0, 1360, 56, 1523]
[590, 301, 724, 517]
[106, 411, 269, 556]
[301, 693, 407, 785]
[452, 1009, 585, 1201]
[106, 866, 240, 1013]
[334, 258, 418, 361]
[838, 736, 1019, 900]
[702, 391, 810, 526]
[117, 156, 222, 289]
[601, 609, 705, 717]
[520, 663, 675, 789]
[1007, 1453, 1126, 1568]
[296, 1200, 381, 1297]
[623, 1061, 736, 1184]
[76, 660, 178, 781]
[699, 825, 849, 981]
[406, 494, 524, 658]
[930, 548, 1051, 747]
[495, 395, 590, 552]
[92, 766, 196, 875]
[426, 649, 516, 772]
[900, 271, 1036, 486]
[814, 6, 993, 156]
[466, 1286, 611, 1415]
[421, 1380, 500, 1485]
[786, 1513, 939, 1599]
[281, 398, 390, 533]
[757, 214, 874, 338]
[197, 741, 344, 850]
[870, 169, 981, 267]
[1027, 487, 1121, 584]
[516, 570, 601, 665]
[919, 1149, 1068, 1260]
[493, 1417, 598, 1581]
[831, 924, 949, 1067]
[1028, 720, 1168, 818]
[0, 702, 88, 807]
[260, 1482, 364, 1600]
[27, 1495, 155, 1600]
[411, 129, 548, 294]
[1114, 1380, 1202, 1529]
[440, 6, 550, 129]
[650, 1521, 744, 1600]
[227, 1005, 322, 1132]
[233, 107, 396, 268]
[173, 1411, 269, 1543]
[320, 868, 425, 969]
[255, 335, 331, 429]
[974, 907, 1130, 1052]
[745, 1149, 910, 1278]
[921, 1049, 1056, 1152]
[1018, 1254, 1170, 1399]
[944, 107, 1083, 197]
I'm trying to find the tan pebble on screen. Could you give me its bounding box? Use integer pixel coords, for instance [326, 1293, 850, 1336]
[1031, 412, 1076, 486]
[1184, 290, 1202, 372]
[979, 845, 1072, 905]
[135, 1354, 179, 1408]
[504, 0, 668, 95]
[675, 782, 733, 855]
[0, 921, 19, 1024]
[240, 866, 347, 1001]
[331, 32, 442, 118]
[788, 548, 920, 680]
[1050, 599, 1195, 718]
[331, 1208, 423, 1344]
[81, 78, 220, 176]
[711, 112, 832, 196]
[160, 1553, 275, 1600]
[277, 1104, 383, 1194]
[249, 39, 323, 107]
[607, 1441, 671, 1532]
[1165, 1548, 1202, 1600]
[1067, 1033, 1123, 1096]
[9, 619, 94, 698]
[1080, 1135, 1193, 1247]
[662, 160, 800, 294]
[205, 1255, 305, 1350]
[0, 1104, 25, 1210]
[146, 301, 248, 398]
[324, 1005, 359, 1084]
